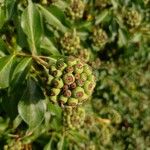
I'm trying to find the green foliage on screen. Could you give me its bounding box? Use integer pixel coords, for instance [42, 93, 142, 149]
[0, 0, 149, 149]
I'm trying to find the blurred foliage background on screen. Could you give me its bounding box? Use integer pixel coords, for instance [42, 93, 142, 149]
[0, 0, 150, 149]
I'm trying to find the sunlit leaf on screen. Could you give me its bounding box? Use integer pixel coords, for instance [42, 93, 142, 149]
[0, 55, 15, 88]
[11, 57, 32, 86]
[21, 0, 43, 55]
[37, 4, 67, 33]
[18, 77, 46, 129]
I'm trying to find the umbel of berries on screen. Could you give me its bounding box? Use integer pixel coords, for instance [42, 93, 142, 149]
[124, 9, 142, 28]
[47, 56, 96, 106]
[63, 106, 85, 130]
[4, 140, 32, 150]
[66, 0, 85, 20]
[91, 28, 108, 51]
[60, 30, 80, 55]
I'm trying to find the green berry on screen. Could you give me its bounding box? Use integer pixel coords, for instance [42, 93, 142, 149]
[59, 95, 68, 104]
[63, 73, 75, 85]
[80, 72, 88, 81]
[52, 70, 62, 77]
[73, 87, 85, 100]
[84, 81, 95, 95]
[50, 95, 57, 103]
[84, 64, 92, 75]
[56, 59, 67, 71]
[52, 78, 64, 88]
[50, 88, 61, 96]
[74, 62, 84, 73]
[63, 90, 72, 97]
[67, 98, 78, 106]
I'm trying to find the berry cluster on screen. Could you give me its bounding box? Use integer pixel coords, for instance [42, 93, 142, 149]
[60, 31, 80, 55]
[66, 0, 85, 20]
[4, 140, 32, 150]
[124, 9, 142, 28]
[91, 28, 108, 50]
[63, 106, 85, 129]
[47, 56, 96, 107]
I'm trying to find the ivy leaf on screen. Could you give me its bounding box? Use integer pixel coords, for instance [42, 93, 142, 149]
[40, 36, 60, 56]
[37, 4, 67, 33]
[5, 0, 17, 20]
[95, 10, 109, 25]
[0, 38, 9, 56]
[57, 135, 64, 150]
[0, 55, 15, 88]
[18, 78, 46, 129]
[118, 28, 128, 47]
[44, 138, 53, 150]
[21, 0, 43, 55]
[0, 6, 5, 29]
[11, 57, 32, 86]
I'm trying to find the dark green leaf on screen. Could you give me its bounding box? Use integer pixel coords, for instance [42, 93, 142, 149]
[0, 6, 5, 29]
[57, 135, 64, 150]
[95, 10, 109, 25]
[0, 38, 9, 56]
[5, 0, 17, 20]
[21, 0, 43, 55]
[40, 36, 60, 56]
[11, 57, 32, 86]
[0, 55, 15, 88]
[18, 78, 46, 129]
[37, 4, 67, 33]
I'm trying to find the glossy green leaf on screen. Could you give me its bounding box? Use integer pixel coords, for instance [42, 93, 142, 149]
[5, 0, 17, 19]
[18, 78, 46, 129]
[95, 10, 109, 25]
[37, 4, 67, 33]
[44, 138, 53, 150]
[57, 135, 64, 150]
[118, 29, 127, 47]
[11, 57, 32, 85]
[40, 36, 60, 56]
[0, 38, 9, 56]
[21, 0, 43, 55]
[0, 55, 15, 88]
[0, 6, 5, 29]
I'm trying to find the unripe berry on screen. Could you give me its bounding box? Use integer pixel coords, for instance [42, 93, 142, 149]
[52, 78, 64, 89]
[74, 62, 84, 73]
[84, 64, 92, 75]
[50, 95, 57, 103]
[50, 88, 60, 96]
[73, 87, 85, 100]
[56, 59, 67, 71]
[63, 90, 72, 97]
[52, 70, 62, 77]
[63, 73, 75, 85]
[59, 95, 68, 104]
[84, 81, 96, 95]
[67, 98, 78, 106]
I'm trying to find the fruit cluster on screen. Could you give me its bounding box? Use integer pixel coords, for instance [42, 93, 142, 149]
[91, 28, 108, 51]
[63, 106, 85, 129]
[66, 0, 85, 20]
[47, 56, 96, 107]
[4, 140, 32, 150]
[124, 9, 142, 28]
[60, 30, 80, 55]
